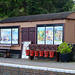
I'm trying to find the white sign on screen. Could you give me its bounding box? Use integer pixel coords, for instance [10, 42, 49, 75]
[21, 41, 31, 59]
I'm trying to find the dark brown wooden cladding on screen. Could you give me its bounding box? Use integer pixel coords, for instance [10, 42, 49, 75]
[29, 44, 57, 51]
[21, 28, 28, 41]
[21, 27, 36, 44]
[29, 27, 36, 44]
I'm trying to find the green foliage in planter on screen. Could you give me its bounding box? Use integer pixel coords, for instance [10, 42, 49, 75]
[57, 42, 72, 54]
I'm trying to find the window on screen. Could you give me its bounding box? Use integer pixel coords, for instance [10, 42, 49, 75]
[37, 27, 45, 44]
[37, 24, 63, 45]
[12, 28, 18, 44]
[0, 29, 11, 44]
[54, 26, 63, 45]
[0, 26, 19, 45]
[46, 27, 53, 44]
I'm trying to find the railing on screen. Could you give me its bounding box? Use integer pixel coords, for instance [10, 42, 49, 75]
[29, 44, 57, 51]
[29, 44, 59, 61]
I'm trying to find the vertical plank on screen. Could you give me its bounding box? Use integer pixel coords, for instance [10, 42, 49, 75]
[21, 27, 28, 42]
[29, 27, 36, 44]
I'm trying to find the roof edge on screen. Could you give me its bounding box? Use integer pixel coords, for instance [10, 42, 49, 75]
[0, 18, 67, 23]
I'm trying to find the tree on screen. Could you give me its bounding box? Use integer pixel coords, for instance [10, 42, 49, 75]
[26, 0, 41, 15]
[0, 0, 74, 21]
[52, 0, 74, 12]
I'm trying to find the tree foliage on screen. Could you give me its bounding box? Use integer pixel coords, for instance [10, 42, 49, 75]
[0, 0, 74, 20]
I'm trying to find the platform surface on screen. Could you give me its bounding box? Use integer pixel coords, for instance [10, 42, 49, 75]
[0, 57, 75, 74]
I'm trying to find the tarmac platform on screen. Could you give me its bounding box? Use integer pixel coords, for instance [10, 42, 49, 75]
[0, 58, 75, 74]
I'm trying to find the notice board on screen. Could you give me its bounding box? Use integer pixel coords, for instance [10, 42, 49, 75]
[21, 41, 31, 59]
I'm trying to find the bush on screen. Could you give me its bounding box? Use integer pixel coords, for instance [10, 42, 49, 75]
[57, 42, 72, 54]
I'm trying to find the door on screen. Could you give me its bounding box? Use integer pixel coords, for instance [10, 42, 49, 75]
[21, 27, 36, 44]
[29, 27, 36, 44]
[21, 28, 28, 42]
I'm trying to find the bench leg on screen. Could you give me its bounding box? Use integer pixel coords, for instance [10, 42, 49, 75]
[4, 50, 11, 58]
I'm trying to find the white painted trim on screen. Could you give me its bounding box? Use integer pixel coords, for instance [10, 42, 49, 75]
[0, 62, 75, 74]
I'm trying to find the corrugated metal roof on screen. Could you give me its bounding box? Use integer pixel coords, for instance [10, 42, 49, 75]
[0, 11, 75, 23]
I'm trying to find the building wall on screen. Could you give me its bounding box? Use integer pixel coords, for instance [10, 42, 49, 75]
[67, 12, 75, 19]
[0, 20, 66, 50]
[64, 20, 75, 43]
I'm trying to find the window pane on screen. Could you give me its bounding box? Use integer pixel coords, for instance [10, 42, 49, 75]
[12, 28, 18, 44]
[37, 27, 45, 44]
[0, 29, 11, 44]
[54, 26, 63, 45]
[46, 27, 53, 44]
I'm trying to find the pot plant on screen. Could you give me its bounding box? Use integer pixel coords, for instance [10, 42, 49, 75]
[57, 42, 72, 62]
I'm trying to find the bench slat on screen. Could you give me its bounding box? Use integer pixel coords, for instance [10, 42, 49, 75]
[0, 50, 6, 52]
[0, 44, 11, 47]
[0, 47, 10, 49]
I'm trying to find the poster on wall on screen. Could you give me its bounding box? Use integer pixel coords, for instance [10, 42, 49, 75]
[0, 29, 11, 44]
[37, 27, 45, 44]
[21, 41, 31, 59]
[12, 28, 18, 44]
[46, 27, 53, 44]
[54, 26, 63, 45]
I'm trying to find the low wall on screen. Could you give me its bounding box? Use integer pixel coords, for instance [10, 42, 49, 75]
[0, 65, 75, 75]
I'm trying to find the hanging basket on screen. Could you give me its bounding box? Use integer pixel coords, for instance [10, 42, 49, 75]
[35, 50, 39, 57]
[30, 50, 34, 56]
[49, 51, 54, 58]
[39, 50, 44, 57]
[44, 51, 49, 57]
[26, 50, 30, 56]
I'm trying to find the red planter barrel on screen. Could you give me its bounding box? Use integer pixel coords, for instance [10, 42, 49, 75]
[30, 50, 34, 56]
[26, 50, 30, 56]
[49, 51, 54, 58]
[35, 50, 39, 57]
[44, 51, 49, 57]
[39, 50, 44, 57]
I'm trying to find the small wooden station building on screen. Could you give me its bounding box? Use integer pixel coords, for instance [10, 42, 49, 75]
[0, 11, 75, 59]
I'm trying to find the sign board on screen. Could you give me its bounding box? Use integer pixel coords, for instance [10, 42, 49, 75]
[21, 41, 31, 59]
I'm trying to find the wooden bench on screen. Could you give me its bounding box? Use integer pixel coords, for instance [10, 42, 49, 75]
[0, 44, 11, 58]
